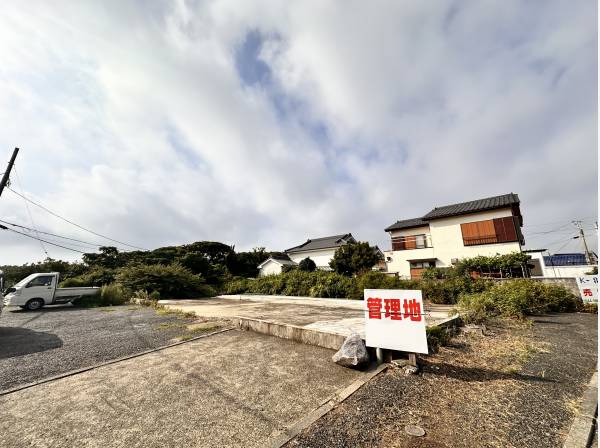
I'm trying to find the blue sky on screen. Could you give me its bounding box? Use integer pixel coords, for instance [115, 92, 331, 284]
[0, 0, 597, 264]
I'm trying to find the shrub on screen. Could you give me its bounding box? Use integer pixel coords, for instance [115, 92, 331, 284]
[426, 326, 451, 352]
[329, 242, 382, 276]
[59, 267, 117, 287]
[224, 277, 253, 294]
[456, 279, 579, 323]
[72, 283, 127, 307]
[298, 257, 317, 272]
[116, 263, 215, 299]
[348, 272, 419, 300]
[579, 302, 598, 314]
[308, 272, 354, 298]
[130, 289, 160, 307]
[222, 270, 354, 298]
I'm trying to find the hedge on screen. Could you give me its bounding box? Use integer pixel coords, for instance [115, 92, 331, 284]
[116, 263, 215, 299]
[456, 279, 579, 322]
[222, 271, 493, 303]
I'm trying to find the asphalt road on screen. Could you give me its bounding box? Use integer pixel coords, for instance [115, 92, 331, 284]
[0, 304, 196, 391]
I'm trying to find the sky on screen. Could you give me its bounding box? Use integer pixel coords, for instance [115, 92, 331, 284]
[0, 0, 597, 265]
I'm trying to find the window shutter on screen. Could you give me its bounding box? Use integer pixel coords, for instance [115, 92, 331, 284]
[493, 217, 517, 243]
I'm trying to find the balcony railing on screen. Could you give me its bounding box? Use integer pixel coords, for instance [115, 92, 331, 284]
[391, 234, 433, 251]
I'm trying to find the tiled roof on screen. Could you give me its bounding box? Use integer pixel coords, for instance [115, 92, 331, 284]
[384, 217, 429, 232]
[384, 193, 521, 232]
[286, 233, 355, 253]
[258, 256, 297, 268]
[422, 193, 520, 220]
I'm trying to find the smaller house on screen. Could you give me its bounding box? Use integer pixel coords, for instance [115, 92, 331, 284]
[257, 254, 297, 277]
[525, 249, 597, 278]
[258, 233, 356, 277]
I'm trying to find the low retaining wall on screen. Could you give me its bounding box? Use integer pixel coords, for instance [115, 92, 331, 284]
[218, 294, 364, 309]
[236, 317, 346, 350]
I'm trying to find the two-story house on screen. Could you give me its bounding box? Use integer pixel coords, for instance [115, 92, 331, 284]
[384, 193, 525, 278]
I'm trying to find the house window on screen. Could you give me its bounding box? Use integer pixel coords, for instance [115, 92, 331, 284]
[460, 217, 519, 246]
[409, 260, 436, 279]
[391, 234, 432, 251]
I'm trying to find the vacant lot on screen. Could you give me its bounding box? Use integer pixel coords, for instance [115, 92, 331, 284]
[0, 329, 365, 448]
[287, 313, 597, 448]
[0, 305, 214, 391]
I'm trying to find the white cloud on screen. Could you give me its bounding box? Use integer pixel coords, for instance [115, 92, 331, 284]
[0, 0, 596, 264]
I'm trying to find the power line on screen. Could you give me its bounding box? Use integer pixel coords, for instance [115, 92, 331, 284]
[0, 219, 107, 248]
[0, 225, 88, 254]
[550, 238, 577, 255]
[523, 217, 597, 228]
[13, 165, 48, 257]
[6, 186, 147, 251]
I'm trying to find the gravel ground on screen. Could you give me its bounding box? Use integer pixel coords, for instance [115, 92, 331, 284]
[0, 330, 364, 448]
[286, 312, 597, 448]
[0, 304, 209, 391]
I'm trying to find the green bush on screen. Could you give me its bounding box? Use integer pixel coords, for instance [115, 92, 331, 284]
[347, 272, 419, 300]
[224, 277, 253, 294]
[329, 242, 382, 276]
[59, 267, 117, 287]
[223, 270, 354, 298]
[426, 326, 451, 352]
[579, 302, 598, 314]
[221, 270, 496, 302]
[116, 263, 215, 299]
[298, 257, 317, 272]
[72, 283, 127, 307]
[456, 279, 579, 323]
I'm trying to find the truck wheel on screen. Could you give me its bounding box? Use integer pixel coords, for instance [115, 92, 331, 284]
[25, 298, 44, 311]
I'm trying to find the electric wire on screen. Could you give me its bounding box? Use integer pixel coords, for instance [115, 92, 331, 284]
[0, 225, 87, 254]
[0, 218, 114, 248]
[6, 186, 147, 250]
[13, 166, 48, 257]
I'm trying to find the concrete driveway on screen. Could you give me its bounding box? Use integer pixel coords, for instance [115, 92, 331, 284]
[0, 329, 364, 448]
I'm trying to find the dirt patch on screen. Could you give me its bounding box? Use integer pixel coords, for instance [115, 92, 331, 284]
[286, 313, 597, 448]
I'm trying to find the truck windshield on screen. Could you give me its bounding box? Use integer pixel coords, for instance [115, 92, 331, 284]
[14, 274, 37, 287]
[27, 276, 54, 287]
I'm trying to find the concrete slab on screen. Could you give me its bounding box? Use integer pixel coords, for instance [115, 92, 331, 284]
[161, 295, 457, 349]
[0, 330, 364, 448]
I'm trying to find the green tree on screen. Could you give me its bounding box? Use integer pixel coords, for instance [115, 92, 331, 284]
[298, 257, 317, 272]
[329, 242, 382, 276]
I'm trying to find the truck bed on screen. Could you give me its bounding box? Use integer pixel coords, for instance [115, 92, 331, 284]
[54, 287, 100, 298]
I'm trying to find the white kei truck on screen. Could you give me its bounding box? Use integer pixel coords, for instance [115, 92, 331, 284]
[2, 272, 100, 311]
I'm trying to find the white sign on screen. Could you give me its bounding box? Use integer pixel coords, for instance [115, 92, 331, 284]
[576, 275, 598, 302]
[364, 289, 428, 354]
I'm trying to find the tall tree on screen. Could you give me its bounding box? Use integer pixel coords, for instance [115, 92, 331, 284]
[329, 242, 382, 276]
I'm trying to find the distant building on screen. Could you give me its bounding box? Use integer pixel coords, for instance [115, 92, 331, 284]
[257, 254, 297, 277]
[384, 193, 524, 279]
[525, 250, 597, 278]
[258, 233, 356, 277]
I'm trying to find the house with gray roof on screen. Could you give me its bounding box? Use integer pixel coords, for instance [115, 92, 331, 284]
[384, 193, 525, 279]
[258, 234, 356, 277]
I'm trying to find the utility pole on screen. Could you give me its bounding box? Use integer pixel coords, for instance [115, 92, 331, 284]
[0, 147, 19, 198]
[573, 220, 594, 265]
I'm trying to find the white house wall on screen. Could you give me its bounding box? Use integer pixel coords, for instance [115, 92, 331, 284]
[386, 208, 522, 278]
[258, 260, 283, 277]
[288, 248, 337, 269]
